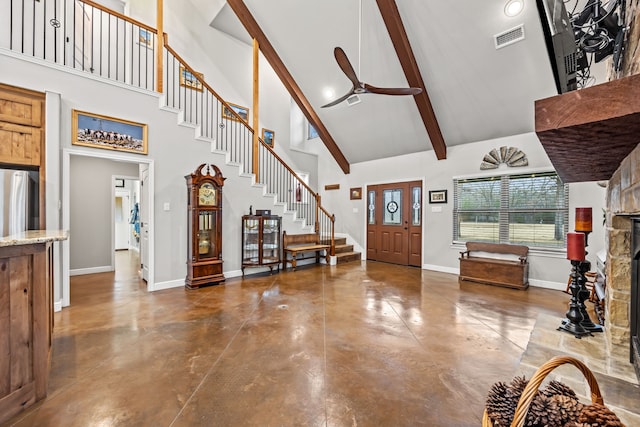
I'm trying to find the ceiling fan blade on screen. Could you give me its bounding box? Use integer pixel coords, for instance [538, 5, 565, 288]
[334, 47, 361, 88]
[321, 90, 355, 108]
[364, 84, 423, 96]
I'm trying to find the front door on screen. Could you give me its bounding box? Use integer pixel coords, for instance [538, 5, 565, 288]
[367, 180, 422, 266]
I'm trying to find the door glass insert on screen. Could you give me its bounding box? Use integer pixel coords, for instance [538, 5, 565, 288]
[412, 186, 421, 226]
[368, 190, 376, 224]
[383, 189, 402, 225]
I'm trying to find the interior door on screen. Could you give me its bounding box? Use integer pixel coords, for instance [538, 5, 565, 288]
[367, 180, 422, 266]
[140, 166, 150, 281]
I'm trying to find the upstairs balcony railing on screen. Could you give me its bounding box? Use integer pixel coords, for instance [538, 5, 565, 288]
[1, 0, 335, 253]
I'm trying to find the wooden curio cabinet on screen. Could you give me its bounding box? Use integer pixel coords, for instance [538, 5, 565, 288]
[185, 164, 225, 289]
[241, 215, 281, 275]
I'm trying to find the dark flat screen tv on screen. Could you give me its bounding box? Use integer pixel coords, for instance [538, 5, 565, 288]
[536, 0, 578, 94]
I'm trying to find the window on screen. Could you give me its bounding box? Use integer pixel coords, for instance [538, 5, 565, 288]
[453, 172, 568, 248]
[307, 122, 319, 139]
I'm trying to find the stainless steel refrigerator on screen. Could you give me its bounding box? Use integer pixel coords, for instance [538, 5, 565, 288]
[0, 168, 39, 237]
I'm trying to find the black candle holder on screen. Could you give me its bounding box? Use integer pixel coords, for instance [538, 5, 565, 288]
[558, 260, 592, 338]
[576, 260, 603, 333]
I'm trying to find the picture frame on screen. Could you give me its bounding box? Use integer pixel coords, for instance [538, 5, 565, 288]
[138, 28, 152, 47]
[72, 110, 148, 155]
[115, 178, 125, 188]
[222, 102, 249, 122]
[179, 65, 204, 92]
[325, 184, 340, 191]
[350, 187, 362, 200]
[262, 128, 275, 147]
[429, 190, 447, 204]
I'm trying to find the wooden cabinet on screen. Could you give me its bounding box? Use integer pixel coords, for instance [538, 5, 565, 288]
[185, 164, 225, 289]
[0, 241, 53, 424]
[241, 215, 281, 275]
[0, 84, 46, 229]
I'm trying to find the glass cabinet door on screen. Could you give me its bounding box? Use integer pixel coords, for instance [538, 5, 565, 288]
[197, 210, 218, 260]
[242, 217, 260, 264]
[261, 218, 280, 263]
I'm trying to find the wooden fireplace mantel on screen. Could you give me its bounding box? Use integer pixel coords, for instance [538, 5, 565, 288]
[535, 73, 640, 183]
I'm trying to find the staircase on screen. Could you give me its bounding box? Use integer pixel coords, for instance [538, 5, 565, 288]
[3, 0, 351, 262]
[334, 237, 361, 264]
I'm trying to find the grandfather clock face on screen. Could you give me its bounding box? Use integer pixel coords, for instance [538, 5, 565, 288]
[198, 182, 217, 206]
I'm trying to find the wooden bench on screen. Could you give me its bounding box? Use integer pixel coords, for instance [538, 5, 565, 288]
[283, 231, 330, 271]
[459, 242, 529, 290]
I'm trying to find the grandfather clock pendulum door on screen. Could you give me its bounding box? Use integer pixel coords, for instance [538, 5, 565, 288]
[185, 163, 226, 289]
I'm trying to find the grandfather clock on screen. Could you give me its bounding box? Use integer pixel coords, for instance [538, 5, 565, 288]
[185, 163, 226, 289]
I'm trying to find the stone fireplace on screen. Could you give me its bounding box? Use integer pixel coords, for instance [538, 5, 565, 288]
[608, 151, 640, 381]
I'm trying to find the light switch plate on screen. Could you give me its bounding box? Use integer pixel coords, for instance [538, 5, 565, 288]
[431, 206, 442, 213]
[163, 202, 171, 211]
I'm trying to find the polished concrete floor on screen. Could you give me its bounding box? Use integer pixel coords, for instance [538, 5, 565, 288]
[5, 251, 628, 426]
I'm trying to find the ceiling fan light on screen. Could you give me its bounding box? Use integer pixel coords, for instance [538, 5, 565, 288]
[504, 0, 524, 17]
[323, 88, 335, 100]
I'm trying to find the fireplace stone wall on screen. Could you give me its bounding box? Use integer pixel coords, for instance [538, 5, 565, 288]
[606, 147, 640, 353]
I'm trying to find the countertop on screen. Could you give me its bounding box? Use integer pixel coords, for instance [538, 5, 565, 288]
[0, 230, 69, 247]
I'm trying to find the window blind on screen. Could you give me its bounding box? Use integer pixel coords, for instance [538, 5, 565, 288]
[453, 172, 568, 248]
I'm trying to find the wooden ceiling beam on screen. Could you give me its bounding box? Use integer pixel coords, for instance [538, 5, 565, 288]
[227, 0, 350, 174]
[375, 0, 447, 160]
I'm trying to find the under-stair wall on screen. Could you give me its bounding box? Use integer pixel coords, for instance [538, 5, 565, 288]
[0, 51, 316, 296]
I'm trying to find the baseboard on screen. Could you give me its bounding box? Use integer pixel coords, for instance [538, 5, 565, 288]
[70, 265, 113, 276]
[151, 278, 184, 292]
[528, 279, 565, 291]
[54, 300, 62, 312]
[422, 264, 459, 275]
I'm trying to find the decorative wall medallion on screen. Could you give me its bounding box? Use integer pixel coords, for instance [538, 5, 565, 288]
[480, 146, 528, 169]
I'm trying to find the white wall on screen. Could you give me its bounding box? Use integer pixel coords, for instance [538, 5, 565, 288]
[312, 132, 607, 289]
[69, 156, 139, 272]
[0, 0, 608, 298]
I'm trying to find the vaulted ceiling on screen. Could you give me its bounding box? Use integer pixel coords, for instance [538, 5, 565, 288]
[206, 1, 597, 173]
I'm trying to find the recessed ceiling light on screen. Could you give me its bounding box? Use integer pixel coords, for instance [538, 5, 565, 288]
[323, 88, 335, 100]
[504, 0, 524, 17]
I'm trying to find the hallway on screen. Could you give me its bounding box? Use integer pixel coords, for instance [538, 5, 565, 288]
[7, 254, 577, 426]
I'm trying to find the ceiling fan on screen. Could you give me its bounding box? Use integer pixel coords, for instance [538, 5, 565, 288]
[321, 47, 422, 108]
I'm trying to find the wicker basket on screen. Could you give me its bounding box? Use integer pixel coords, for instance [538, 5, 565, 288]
[482, 355, 605, 427]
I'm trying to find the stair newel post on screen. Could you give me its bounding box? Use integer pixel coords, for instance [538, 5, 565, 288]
[252, 38, 260, 177]
[315, 193, 321, 234]
[331, 214, 336, 256]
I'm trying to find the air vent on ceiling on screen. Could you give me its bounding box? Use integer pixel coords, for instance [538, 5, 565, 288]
[346, 94, 361, 106]
[494, 24, 525, 49]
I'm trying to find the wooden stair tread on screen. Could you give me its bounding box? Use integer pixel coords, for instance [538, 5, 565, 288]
[335, 251, 361, 264]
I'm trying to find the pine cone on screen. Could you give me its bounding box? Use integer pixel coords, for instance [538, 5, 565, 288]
[525, 393, 553, 427]
[549, 394, 583, 425]
[542, 380, 577, 399]
[509, 376, 529, 398]
[486, 381, 517, 426]
[578, 403, 626, 427]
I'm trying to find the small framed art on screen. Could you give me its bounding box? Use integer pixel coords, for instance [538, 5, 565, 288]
[350, 187, 362, 200]
[222, 103, 249, 122]
[262, 128, 275, 147]
[429, 190, 447, 204]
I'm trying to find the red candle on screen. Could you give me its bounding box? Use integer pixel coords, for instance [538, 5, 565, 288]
[567, 232, 586, 261]
[575, 207, 592, 232]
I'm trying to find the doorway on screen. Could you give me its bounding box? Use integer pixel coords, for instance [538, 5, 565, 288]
[366, 180, 422, 266]
[113, 176, 141, 280]
[62, 149, 155, 307]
